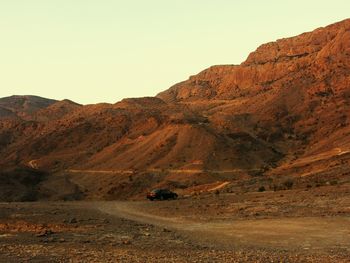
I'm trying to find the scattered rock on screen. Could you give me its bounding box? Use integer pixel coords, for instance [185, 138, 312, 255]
[122, 240, 132, 245]
[36, 229, 54, 237]
[68, 218, 77, 224]
[42, 237, 55, 243]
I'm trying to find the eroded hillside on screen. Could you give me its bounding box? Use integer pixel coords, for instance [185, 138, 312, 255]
[0, 19, 350, 200]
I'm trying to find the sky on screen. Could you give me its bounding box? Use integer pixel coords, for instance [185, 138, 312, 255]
[0, 1, 349, 104]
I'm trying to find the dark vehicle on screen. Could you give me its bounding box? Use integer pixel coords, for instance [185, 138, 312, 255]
[147, 189, 178, 201]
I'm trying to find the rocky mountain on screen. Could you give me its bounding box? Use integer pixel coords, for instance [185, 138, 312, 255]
[1, 19, 349, 201]
[0, 95, 57, 119]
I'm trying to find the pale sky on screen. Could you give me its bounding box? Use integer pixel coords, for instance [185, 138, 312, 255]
[0, 1, 349, 104]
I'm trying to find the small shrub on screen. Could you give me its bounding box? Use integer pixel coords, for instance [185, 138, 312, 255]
[283, 179, 294, 189]
[330, 180, 338, 186]
[258, 186, 266, 192]
[273, 184, 278, 192]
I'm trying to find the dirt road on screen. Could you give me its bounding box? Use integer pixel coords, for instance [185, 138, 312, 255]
[97, 201, 350, 252]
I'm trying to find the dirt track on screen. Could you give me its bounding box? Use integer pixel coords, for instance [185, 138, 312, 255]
[1, 186, 350, 262]
[98, 201, 350, 251]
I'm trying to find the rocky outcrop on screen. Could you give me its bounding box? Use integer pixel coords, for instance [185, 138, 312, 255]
[157, 19, 350, 102]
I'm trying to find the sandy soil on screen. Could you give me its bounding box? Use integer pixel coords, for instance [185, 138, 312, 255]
[0, 186, 350, 262]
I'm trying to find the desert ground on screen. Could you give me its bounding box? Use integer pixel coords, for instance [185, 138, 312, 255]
[1, 183, 349, 262]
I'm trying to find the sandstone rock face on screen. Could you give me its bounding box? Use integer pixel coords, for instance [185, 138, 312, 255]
[158, 19, 350, 103]
[0, 19, 349, 200]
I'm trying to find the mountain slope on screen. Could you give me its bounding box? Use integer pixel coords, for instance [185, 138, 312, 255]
[0, 95, 57, 119]
[0, 19, 350, 200]
[157, 18, 350, 174]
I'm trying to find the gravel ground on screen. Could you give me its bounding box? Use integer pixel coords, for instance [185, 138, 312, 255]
[0, 186, 349, 262]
